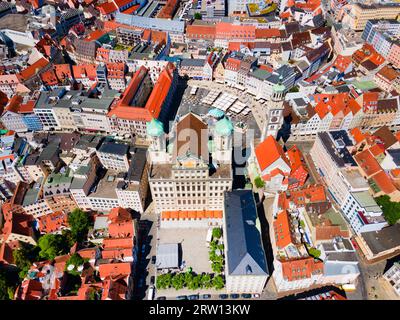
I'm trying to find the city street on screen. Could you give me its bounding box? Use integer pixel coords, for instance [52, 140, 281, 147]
[133, 202, 158, 300]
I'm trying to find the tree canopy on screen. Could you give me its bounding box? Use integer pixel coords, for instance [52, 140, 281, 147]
[212, 228, 222, 239]
[38, 234, 70, 260]
[65, 253, 85, 276]
[12, 243, 39, 280]
[68, 208, 90, 243]
[194, 13, 202, 20]
[212, 275, 224, 290]
[375, 195, 400, 225]
[254, 176, 265, 189]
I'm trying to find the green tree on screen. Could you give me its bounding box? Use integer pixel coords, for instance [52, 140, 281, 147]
[38, 234, 69, 260]
[254, 176, 265, 189]
[68, 208, 90, 242]
[156, 274, 167, 289]
[156, 273, 173, 289]
[62, 229, 76, 248]
[212, 261, 223, 274]
[201, 274, 212, 289]
[194, 12, 202, 20]
[184, 271, 193, 287]
[289, 86, 299, 93]
[187, 274, 201, 290]
[171, 273, 185, 290]
[212, 228, 222, 239]
[13, 243, 39, 280]
[65, 253, 85, 276]
[0, 269, 16, 300]
[212, 275, 224, 290]
[209, 240, 218, 251]
[209, 250, 217, 262]
[375, 195, 400, 225]
[308, 247, 321, 259]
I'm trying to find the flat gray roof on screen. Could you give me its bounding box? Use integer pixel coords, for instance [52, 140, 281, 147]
[156, 243, 179, 269]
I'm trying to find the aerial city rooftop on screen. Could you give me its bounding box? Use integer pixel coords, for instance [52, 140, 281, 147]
[0, 0, 399, 302]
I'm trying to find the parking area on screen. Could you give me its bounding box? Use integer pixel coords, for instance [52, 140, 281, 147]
[158, 228, 212, 274]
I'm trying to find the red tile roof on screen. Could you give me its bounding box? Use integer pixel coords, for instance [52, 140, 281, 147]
[255, 28, 281, 39]
[19, 58, 50, 81]
[40, 69, 58, 86]
[161, 210, 223, 220]
[354, 149, 381, 177]
[144, 62, 175, 119]
[281, 257, 324, 281]
[255, 136, 290, 172]
[186, 24, 216, 40]
[85, 30, 107, 42]
[371, 170, 398, 194]
[72, 64, 97, 80]
[97, 1, 118, 15]
[273, 210, 294, 249]
[108, 63, 175, 122]
[54, 64, 73, 81]
[350, 128, 366, 144]
[98, 262, 131, 279]
[37, 211, 69, 234]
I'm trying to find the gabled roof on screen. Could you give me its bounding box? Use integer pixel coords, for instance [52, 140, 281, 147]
[19, 58, 49, 81]
[255, 135, 289, 172]
[173, 113, 208, 161]
[274, 210, 294, 249]
[281, 257, 324, 281]
[224, 190, 269, 276]
[354, 149, 381, 177]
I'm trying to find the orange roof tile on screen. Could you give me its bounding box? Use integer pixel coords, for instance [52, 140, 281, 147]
[98, 262, 131, 279]
[72, 64, 97, 80]
[97, 1, 118, 15]
[255, 136, 290, 172]
[350, 128, 366, 144]
[161, 210, 223, 220]
[354, 149, 382, 177]
[281, 257, 324, 281]
[255, 28, 281, 39]
[85, 30, 107, 42]
[369, 144, 385, 157]
[273, 210, 294, 249]
[37, 211, 68, 234]
[19, 58, 49, 81]
[54, 64, 72, 81]
[103, 237, 132, 249]
[144, 62, 175, 119]
[40, 69, 58, 86]
[332, 55, 352, 73]
[371, 170, 397, 194]
[186, 24, 216, 39]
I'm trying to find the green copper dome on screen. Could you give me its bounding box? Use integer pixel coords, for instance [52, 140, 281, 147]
[208, 108, 225, 119]
[215, 116, 234, 136]
[146, 118, 164, 137]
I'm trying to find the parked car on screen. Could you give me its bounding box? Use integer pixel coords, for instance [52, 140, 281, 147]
[202, 294, 211, 299]
[157, 296, 166, 300]
[219, 294, 228, 299]
[151, 256, 156, 264]
[188, 294, 199, 300]
[241, 294, 251, 299]
[147, 286, 155, 300]
[141, 244, 146, 254]
[150, 276, 155, 285]
[176, 295, 188, 300]
[252, 293, 260, 298]
[229, 294, 239, 299]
